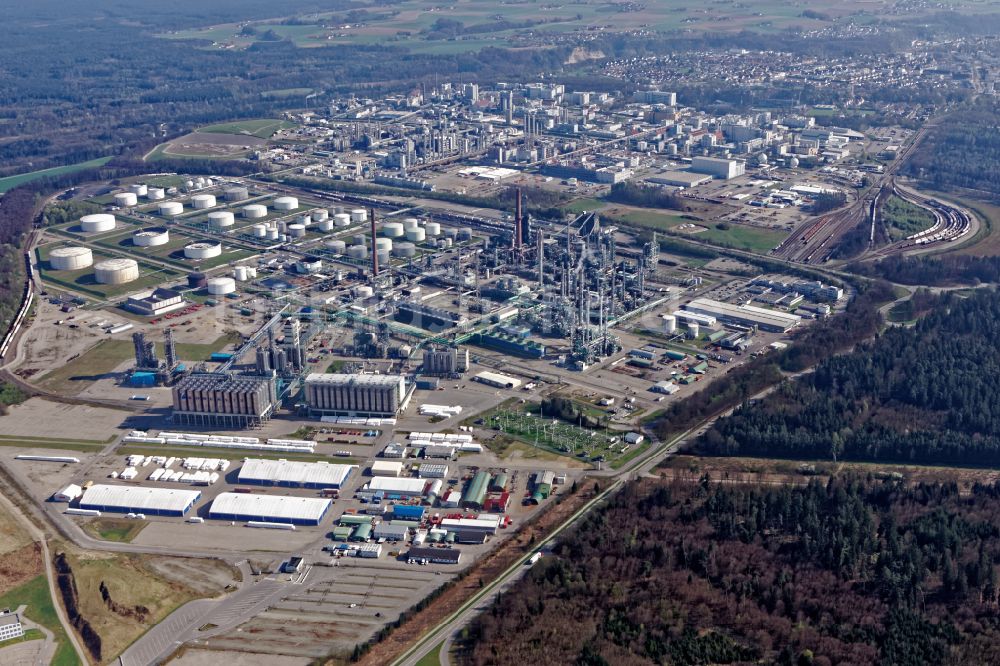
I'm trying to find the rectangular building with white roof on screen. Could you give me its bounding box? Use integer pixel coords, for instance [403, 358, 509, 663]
[209, 492, 332, 526]
[237, 459, 356, 489]
[79, 484, 201, 516]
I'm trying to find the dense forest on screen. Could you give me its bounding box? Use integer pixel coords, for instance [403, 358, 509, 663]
[699, 289, 1000, 466]
[849, 253, 1000, 287]
[606, 181, 684, 211]
[904, 99, 1000, 195]
[464, 476, 1000, 665]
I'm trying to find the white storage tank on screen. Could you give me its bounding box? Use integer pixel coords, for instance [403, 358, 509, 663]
[443, 237, 453, 248]
[159, 201, 183, 217]
[114, 192, 138, 207]
[317, 219, 334, 232]
[251, 223, 267, 238]
[146, 188, 166, 201]
[376, 249, 390, 266]
[687, 322, 700, 339]
[274, 196, 298, 211]
[457, 227, 473, 241]
[443, 227, 457, 240]
[351, 208, 367, 223]
[206, 277, 236, 295]
[375, 238, 393, 253]
[133, 228, 170, 247]
[382, 222, 404, 238]
[424, 222, 441, 236]
[49, 246, 93, 271]
[406, 227, 426, 243]
[662, 314, 677, 334]
[80, 214, 116, 233]
[296, 213, 312, 225]
[325, 239, 346, 254]
[346, 245, 367, 260]
[129, 183, 148, 197]
[191, 194, 216, 209]
[354, 285, 374, 298]
[403, 217, 420, 232]
[333, 213, 351, 227]
[184, 242, 222, 260]
[288, 223, 306, 238]
[208, 211, 235, 229]
[225, 187, 249, 202]
[312, 209, 329, 222]
[266, 228, 279, 241]
[94, 258, 139, 284]
[243, 204, 267, 219]
[393, 242, 416, 258]
[233, 265, 250, 281]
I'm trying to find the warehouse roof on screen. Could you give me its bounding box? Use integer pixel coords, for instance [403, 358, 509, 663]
[366, 477, 428, 494]
[305, 373, 404, 388]
[80, 484, 200, 513]
[685, 297, 801, 331]
[238, 459, 356, 487]
[210, 492, 331, 523]
[441, 516, 502, 531]
[473, 371, 522, 388]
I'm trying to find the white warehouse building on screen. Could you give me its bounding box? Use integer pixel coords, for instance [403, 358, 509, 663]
[691, 156, 746, 180]
[237, 459, 356, 489]
[209, 492, 331, 526]
[364, 477, 427, 498]
[79, 484, 201, 516]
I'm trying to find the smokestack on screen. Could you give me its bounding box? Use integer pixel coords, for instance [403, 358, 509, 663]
[370, 208, 379, 277]
[514, 188, 523, 250]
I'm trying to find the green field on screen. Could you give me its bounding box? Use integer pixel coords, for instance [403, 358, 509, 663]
[415, 640, 447, 666]
[608, 209, 787, 254]
[82, 518, 148, 543]
[0, 157, 112, 194]
[882, 194, 937, 241]
[198, 119, 296, 139]
[562, 198, 607, 215]
[37, 339, 136, 393]
[0, 576, 80, 666]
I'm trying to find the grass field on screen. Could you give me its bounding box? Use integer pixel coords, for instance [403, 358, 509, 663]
[37, 339, 135, 393]
[607, 209, 787, 254]
[562, 198, 606, 215]
[82, 518, 148, 543]
[197, 119, 296, 138]
[415, 640, 447, 666]
[0, 436, 108, 453]
[0, 157, 112, 194]
[882, 194, 936, 241]
[261, 87, 314, 99]
[0, 576, 80, 666]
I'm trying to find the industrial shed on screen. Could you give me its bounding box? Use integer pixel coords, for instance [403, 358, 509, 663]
[373, 521, 410, 541]
[408, 546, 462, 564]
[79, 485, 200, 516]
[237, 459, 356, 489]
[391, 504, 426, 521]
[370, 460, 404, 477]
[209, 492, 332, 526]
[365, 477, 428, 498]
[441, 516, 501, 537]
[418, 463, 449, 479]
[462, 471, 491, 509]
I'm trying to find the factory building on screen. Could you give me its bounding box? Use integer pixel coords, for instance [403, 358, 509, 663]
[684, 297, 801, 333]
[373, 521, 409, 541]
[441, 516, 501, 540]
[125, 288, 186, 317]
[691, 156, 746, 180]
[304, 373, 411, 418]
[364, 477, 427, 498]
[209, 492, 332, 526]
[418, 463, 448, 479]
[79, 485, 201, 516]
[407, 546, 461, 564]
[473, 371, 522, 390]
[422, 346, 468, 376]
[172, 374, 278, 429]
[528, 471, 556, 504]
[462, 471, 491, 509]
[237, 459, 356, 489]
[394, 302, 467, 332]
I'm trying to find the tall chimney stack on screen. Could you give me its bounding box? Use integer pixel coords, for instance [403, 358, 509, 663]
[514, 188, 523, 250]
[370, 207, 379, 278]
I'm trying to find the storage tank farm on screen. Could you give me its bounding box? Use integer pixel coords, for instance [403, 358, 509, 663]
[133, 227, 170, 247]
[94, 258, 139, 284]
[49, 246, 93, 270]
[80, 213, 116, 233]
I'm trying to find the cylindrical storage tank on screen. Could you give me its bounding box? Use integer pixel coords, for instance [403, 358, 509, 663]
[243, 204, 267, 219]
[443, 237, 453, 248]
[297, 214, 311, 225]
[115, 192, 138, 207]
[233, 266, 249, 281]
[133, 227, 170, 247]
[318, 219, 333, 232]
[382, 222, 404, 238]
[376, 249, 390, 266]
[225, 187, 249, 202]
[288, 224, 306, 238]
[274, 196, 298, 211]
[393, 242, 416, 258]
[457, 227, 473, 241]
[351, 234, 366, 246]
[183, 242, 222, 260]
[346, 245, 367, 260]
[191, 194, 216, 209]
[159, 201, 183, 217]
[403, 218, 420, 232]
[94, 258, 139, 285]
[206, 277, 236, 295]
[208, 211, 235, 229]
[313, 209, 328, 222]
[687, 322, 700, 339]
[334, 206, 346, 215]
[437, 240, 448, 250]
[279, 234, 288, 243]
[252, 224, 267, 238]
[375, 238, 393, 253]
[266, 228, 279, 241]
[188, 272, 208, 288]
[129, 183, 148, 197]
[443, 227, 457, 240]
[49, 246, 93, 271]
[325, 239, 346, 255]
[406, 227, 426, 243]
[354, 285, 374, 298]
[424, 222, 441, 236]
[351, 208, 367, 223]
[662, 314, 677, 334]
[247, 267, 257, 278]
[80, 214, 116, 233]
[333, 213, 351, 227]
[146, 188, 165, 200]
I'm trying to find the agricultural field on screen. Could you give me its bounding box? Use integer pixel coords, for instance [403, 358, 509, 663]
[605, 207, 788, 254]
[198, 119, 297, 138]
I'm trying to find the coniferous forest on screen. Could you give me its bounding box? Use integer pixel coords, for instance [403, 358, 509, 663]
[464, 476, 1000, 666]
[697, 289, 1000, 466]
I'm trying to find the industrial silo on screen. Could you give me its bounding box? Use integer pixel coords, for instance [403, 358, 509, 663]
[80, 214, 116, 233]
[158, 201, 183, 217]
[183, 242, 222, 260]
[133, 228, 170, 247]
[206, 277, 236, 295]
[274, 196, 298, 211]
[114, 192, 138, 207]
[49, 246, 93, 271]
[208, 211, 235, 229]
[94, 258, 139, 284]
[191, 194, 217, 209]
